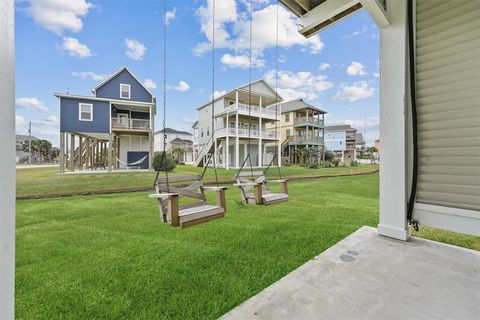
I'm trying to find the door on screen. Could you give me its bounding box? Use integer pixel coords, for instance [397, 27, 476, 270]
[118, 113, 129, 128]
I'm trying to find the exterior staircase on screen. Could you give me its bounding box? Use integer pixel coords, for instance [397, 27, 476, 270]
[193, 137, 214, 167]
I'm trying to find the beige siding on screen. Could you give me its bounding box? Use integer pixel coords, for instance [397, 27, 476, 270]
[415, 0, 480, 211]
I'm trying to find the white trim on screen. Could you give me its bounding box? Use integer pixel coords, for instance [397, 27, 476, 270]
[414, 203, 480, 237]
[120, 83, 131, 99]
[79, 103, 93, 121]
[54, 93, 155, 106]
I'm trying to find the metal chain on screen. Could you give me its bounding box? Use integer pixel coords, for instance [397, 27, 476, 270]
[211, 0, 219, 186]
[162, 0, 169, 191]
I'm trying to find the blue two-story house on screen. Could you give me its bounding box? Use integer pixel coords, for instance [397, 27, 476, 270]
[55, 66, 156, 172]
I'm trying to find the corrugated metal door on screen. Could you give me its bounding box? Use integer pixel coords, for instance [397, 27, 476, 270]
[415, 0, 480, 211]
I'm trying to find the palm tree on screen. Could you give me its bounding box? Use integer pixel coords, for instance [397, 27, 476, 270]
[170, 146, 185, 163]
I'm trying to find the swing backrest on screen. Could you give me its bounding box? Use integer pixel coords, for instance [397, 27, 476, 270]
[236, 171, 270, 195]
[155, 175, 208, 218]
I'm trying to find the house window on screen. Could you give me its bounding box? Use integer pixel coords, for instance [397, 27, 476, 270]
[285, 113, 290, 122]
[79, 103, 93, 121]
[207, 126, 210, 136]
[201, 128, 204, 137]
[120, 83, 131, 99]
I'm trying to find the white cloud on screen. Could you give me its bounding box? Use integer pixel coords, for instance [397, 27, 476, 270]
[373, 72, 380, 78]
[165, 7, 176, 25]
[124, 38, 146, 61]
[24, 0, 93, 35]
[318, 63, 331, 71]
[182, 118, 197, 125]
[343, 26, 368, 39]
[172, 81, 190, 92]
[265, 69, 334, 101]
[72, 71, 104, 81]
[220, 53, 265, 69]
[194, 2, 324, 57]
[143, 79, 157, 90]
[41, 115, 59, 125]
[343, 117, 379, 130]
[213, 90, 227, 99]
[16, 97, 49, 112]
[61, 37, 91, 58]
[347, 61, 367, 76]
[16, 115, 27, 128]
[333, 81, 375, 102]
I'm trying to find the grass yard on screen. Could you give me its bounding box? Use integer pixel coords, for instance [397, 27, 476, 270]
[17, 174, 380, 319]
[16, 164, 378, 198]
[15, 172, 479, 319]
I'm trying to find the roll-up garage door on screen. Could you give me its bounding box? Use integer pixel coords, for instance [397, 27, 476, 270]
[415, 0, 480, 211]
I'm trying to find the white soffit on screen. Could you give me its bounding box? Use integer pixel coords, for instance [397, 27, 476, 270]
[299, 0, 389, 37]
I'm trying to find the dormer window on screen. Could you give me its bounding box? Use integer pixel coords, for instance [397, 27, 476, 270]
[120, 83, 131, 99]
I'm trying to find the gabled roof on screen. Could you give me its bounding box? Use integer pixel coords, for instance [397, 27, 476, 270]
[273, 99, 327, 114]
[91, 66, 155, 98]
[171, 137, 193, 144]
[197, 79, 283, 110]
[155, 128, 192, 136]
[16, 134, 39, 142]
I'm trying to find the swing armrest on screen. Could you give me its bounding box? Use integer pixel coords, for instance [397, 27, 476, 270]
[233, 182, 258, 187]
[202, 186, 228, 191]
[148, 193, 179, 199]
[268, 179, 289, 183]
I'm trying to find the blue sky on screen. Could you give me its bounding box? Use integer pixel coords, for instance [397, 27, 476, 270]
[15, 0, 380, 147]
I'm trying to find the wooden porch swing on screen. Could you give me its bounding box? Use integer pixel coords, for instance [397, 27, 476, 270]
[149, 0, 227, 228]
[234, 0, 289, 206]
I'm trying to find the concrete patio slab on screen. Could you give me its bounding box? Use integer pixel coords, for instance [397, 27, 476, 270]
[221, 226, 480, 320]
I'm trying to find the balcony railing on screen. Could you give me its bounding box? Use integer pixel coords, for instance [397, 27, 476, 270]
[218, 103, 278, 119]
[216, 127, 279, 140]
[288, 135, 324, 144]
[112, 118, 150, 130]
[294, 116, 324, 126]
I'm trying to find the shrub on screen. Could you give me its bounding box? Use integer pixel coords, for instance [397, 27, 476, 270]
[324, 161, 333, 168]
[309, 163, 319, 169]
[324, 150, 335, 162]
[153, 151, 176, 172]
[332, 159, 340, 167]
[350, 160, 360, 167]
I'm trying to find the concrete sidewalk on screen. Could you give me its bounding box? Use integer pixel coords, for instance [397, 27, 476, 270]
[221, 226, 480, 320]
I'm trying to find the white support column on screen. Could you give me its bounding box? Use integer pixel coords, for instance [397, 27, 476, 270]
[258, 97, 263, 167]
[0, 0, 15, 318]
[378, 0, 410, 241]
[235, 91, 240, 168]
[214, 138, 218, 168]
[277, 102, 282, 167]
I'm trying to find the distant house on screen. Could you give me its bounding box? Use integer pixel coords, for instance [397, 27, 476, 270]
[192, 79, 282, 169]
[54, 66, 156, 172]
[154, 128, 193, 164]
[265, 98, 327, 165]
[324, 125, 358, 162]
[355, 133, 366, 158]
[15, 134, 39, 163]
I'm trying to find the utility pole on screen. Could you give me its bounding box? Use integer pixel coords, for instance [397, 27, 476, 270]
[28, 121, 32, 164]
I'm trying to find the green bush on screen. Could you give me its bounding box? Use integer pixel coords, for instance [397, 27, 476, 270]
[309, 163, 319, 169]
[324, 150, 335, 162]
[350, 160, 360, 167]
[153, 151, 176, 172]
[332, 159, 340, 167]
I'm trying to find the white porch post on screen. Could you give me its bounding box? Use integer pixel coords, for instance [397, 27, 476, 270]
[0, 0, 15, 318]
[378, 0, 410, 241]
[277, 102, 281, 167]
[258, 97, 263, 167]
[235, 91, 240, 169]
[214, 138, 218, 168]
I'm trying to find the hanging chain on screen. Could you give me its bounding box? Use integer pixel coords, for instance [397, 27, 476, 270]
[275, 0, 282, 179]
[161, 0, 170, 191]
[211, 0, 219, 186]
[247, 0, 254, 179]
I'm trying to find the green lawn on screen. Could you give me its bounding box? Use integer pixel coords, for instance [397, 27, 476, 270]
[15, 172, 480, 319]
[16, 164, 378, 198]
[17, 174, 380, 319]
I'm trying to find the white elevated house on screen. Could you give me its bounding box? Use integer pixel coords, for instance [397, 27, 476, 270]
[193, 80, 282, 169]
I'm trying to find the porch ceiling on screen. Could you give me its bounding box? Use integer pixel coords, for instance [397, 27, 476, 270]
[279, 0, 328, 16]
[221, 226, 480, 320]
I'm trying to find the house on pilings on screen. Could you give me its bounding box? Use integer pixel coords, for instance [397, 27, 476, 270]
[54, 66, 156, 172]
